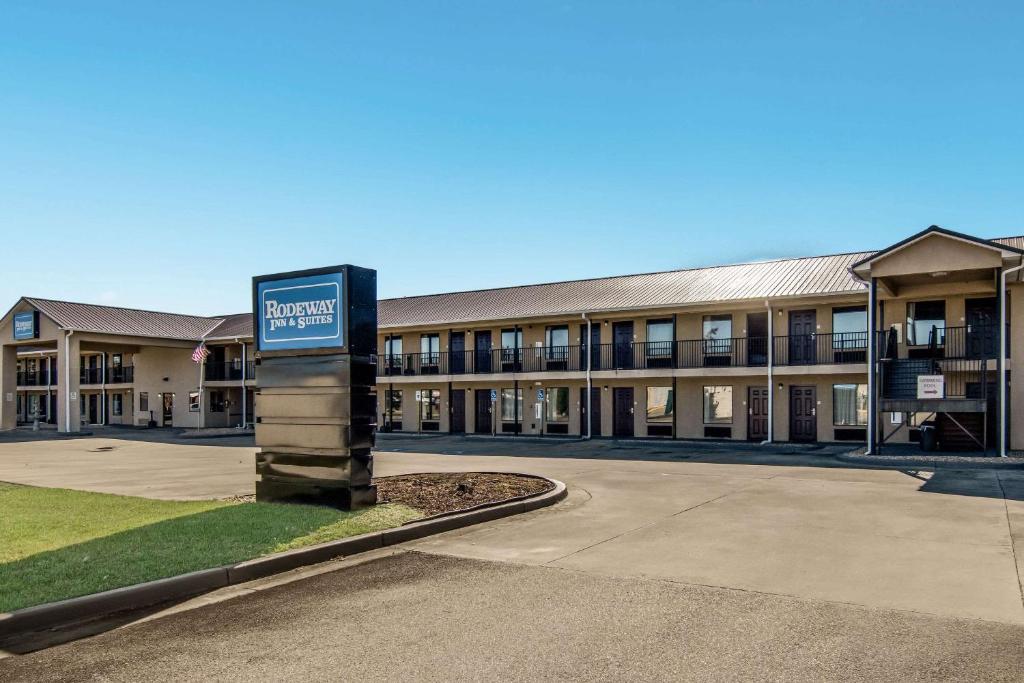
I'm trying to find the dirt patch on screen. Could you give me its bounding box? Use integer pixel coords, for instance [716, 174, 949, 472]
[375, 472, 553, 517]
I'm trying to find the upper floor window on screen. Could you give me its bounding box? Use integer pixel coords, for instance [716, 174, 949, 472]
[384, 336, 402, 357]
[420, 334, 440, 362]
[646, 320, 673, 357]
[832, 306, 867, 349]
[501, 328, 522, 349]
[907, 301, 945, 346]
[703, 315, 732, 355]
[545, 326, 569, 361]
[545, 326, 568, 349]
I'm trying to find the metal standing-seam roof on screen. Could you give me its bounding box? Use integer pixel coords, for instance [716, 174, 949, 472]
[377, 251, 875, 328]
[204, 313, 255, 340]
[14, 234, 1024, 337]
[23, 297, 224, 341]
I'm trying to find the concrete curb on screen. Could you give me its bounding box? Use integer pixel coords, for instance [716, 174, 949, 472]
[0, 478, 567, 640]
[836, 452, 1024, 469]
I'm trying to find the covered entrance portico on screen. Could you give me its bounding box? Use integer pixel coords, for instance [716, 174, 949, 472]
[850, 226, 1024, 455]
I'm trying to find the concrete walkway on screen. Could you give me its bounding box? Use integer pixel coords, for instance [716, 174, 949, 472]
[2, 433, 1024, 678]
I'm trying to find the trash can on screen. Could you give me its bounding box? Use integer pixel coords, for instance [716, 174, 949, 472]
[920, 423, 937, 452]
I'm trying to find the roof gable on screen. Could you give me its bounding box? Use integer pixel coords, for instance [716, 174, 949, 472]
[851, 226, 1023, 277]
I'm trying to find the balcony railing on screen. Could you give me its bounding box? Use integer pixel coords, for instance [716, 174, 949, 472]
[377, 334, 872, 377]
[929, 324, 1002, 360]
[772, 332, 870, 366]
[16, 369, 55, 386]
[204, 360, 256, 381]
[80, 366, 134, 384]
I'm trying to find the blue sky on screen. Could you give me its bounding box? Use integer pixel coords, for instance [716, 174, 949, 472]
[2, 2, 1022, 316]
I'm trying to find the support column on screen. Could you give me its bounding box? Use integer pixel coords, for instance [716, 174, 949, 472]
[867, 278, 878, 454]
[0, 345, 17, 430]
[57, 332, 81, 433]
[766, 301, 774, 443]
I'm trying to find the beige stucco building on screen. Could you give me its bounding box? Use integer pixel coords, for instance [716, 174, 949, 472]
[2, 226, 1022, 454]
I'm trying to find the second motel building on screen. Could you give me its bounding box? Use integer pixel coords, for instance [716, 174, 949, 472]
[3, 226, 1024, 453]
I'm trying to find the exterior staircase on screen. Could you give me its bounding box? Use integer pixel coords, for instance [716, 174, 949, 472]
[881, 358, 938, 399]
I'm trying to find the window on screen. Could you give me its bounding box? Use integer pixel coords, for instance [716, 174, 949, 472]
[384, 336, 403, 357]
[703, 315, 732, 355]
[210, 390, 225, 413]
[189, 392, 201, 412]
[832, 306, 867, 349]
[833, 384, 868, 426]
[907, 301, 945, 346]
[112, 394, 123, 416]
[703, 386, 733, 424]
[139, 392, 149, 412]
[646, 387, 674, 423]
[545, 326, 569, 361]
[421, 389, 441, 420]
[385, 389, 403, 419]
[420, 334, 440, 363]
[501, 328, 522, 349]
[646, 320, 673, 357]
[500, 388, 523, 422]
[545, 387, 570, 422]
[501, 329, 522, 367]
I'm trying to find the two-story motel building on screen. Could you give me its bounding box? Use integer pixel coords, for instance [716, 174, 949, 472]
[2, 226, 1023, 454]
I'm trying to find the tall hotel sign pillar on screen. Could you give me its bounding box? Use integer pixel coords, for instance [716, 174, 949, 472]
[252, 265, 378, 509]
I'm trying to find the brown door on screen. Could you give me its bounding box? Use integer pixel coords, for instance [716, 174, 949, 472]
[580, 387, 601, 437]
[613, 387, 634, 437]
[474, 389, 492, 434]
[788, 310, 817, 365]
[450, 389, 465, 434]
[789, 386, 816, 442]
[748, 386, 769, 441]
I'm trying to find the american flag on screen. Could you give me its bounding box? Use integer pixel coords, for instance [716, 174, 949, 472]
[191, 343, 210, 364]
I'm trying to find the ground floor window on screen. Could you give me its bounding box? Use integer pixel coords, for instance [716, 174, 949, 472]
[385, 389, 403, 419]
[833, 384, 867, 426]
[500, 388, 523, 421]
[421, 389, 441, 420]
[189, 391, 200, 412]
[545, 387, 569, 422]
[646, 386, 674, 422]
[703, 385, 733, 424]
[139, 392, 149, 413]
[112, 393, 123, 416]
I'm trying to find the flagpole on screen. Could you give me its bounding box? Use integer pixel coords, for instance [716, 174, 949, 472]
[198, 352, 205, 430]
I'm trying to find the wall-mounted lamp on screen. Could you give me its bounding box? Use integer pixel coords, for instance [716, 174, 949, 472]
[777, 382, 784, 391]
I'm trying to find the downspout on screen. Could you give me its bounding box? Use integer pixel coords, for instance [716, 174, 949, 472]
[64, 330, 74, 433]
[583, 312, 592, 439]
[1000, 261, 1024, 457]
[763, 300, 773, 444]
[849, 270, 875, 454]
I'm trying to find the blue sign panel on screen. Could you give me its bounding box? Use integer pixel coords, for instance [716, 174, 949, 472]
[13, 311, 37, 340]
[257, 272, 345, 352]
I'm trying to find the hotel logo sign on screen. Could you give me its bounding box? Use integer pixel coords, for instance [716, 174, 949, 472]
[13, 311, 39, 340]
[256, 271, 345, 352]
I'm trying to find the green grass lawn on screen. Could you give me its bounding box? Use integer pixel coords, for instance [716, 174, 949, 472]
[0, 482, 421, 613]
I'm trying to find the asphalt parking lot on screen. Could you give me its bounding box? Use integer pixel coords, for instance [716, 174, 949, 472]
[2, 430, 1024, 679]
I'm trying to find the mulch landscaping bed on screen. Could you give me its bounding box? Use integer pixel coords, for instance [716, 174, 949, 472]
[375, 472, 553, 517]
